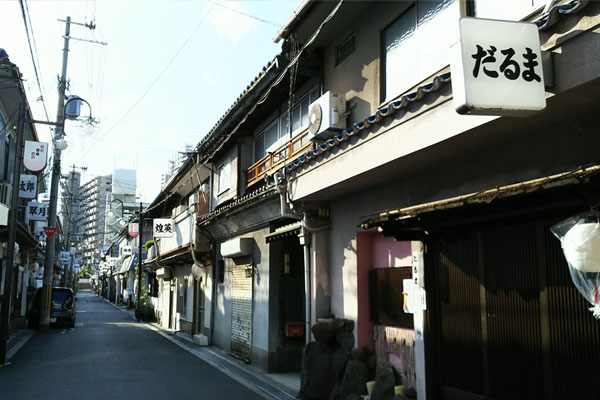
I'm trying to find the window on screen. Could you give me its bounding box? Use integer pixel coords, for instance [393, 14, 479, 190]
[217, 161, 231, 194]
[253, 86, 320, 162]
[382, 0, 458, 101]
[474, 0, 545, 21]
[336, 33, 355, 65]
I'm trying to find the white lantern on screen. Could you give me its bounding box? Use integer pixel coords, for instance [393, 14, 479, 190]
[562, 223, 600, 272]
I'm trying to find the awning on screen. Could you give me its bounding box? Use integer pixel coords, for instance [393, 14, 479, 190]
[119, 256, 132, 274]
[265, 221, 302, 243]
[119, 254, 146, 274]
[361, 165, 600, 230]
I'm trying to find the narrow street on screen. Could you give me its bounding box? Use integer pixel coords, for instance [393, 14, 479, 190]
[0, 291, 275, 400]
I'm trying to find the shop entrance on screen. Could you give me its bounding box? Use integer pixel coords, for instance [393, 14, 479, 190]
[431, 221, 600, 399]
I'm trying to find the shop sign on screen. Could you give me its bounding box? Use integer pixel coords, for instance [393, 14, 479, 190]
[153, 218, 174, 238]
[451, 17, 545, 116]
[26, 201, 48, 221]
[128, 222, 139, 238]
[23, 141, 48, 172]
[18, 174, 37, 199]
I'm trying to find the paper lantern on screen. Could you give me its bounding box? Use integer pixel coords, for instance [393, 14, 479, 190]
[562, 223, 600, 272]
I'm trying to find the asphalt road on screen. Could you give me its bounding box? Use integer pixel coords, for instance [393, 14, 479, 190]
[0, 290, 268, 400]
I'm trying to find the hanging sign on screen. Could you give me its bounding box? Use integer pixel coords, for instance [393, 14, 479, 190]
[128, 222, 139, 238]
[43, 226, 58, 239]
[19, 174, 37, 199]
[23, 141, 48, 172]
[153, 218, 174, 238]
[451, 17, 545, 116]
[26, 201, 49, 221]
[58, 251, 71, 264]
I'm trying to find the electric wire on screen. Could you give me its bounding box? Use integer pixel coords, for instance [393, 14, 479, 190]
[205, 0, 344, 160]
[207, 0, 281, 27]
[74, 1, 216, 164]
[19, 0, 51, 121]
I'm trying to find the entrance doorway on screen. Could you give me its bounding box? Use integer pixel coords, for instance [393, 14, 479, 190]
[431, 221, 600, 399]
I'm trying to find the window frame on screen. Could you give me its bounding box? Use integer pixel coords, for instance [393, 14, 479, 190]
[252, 84, 320, 163]
[381, 0, 459, 103]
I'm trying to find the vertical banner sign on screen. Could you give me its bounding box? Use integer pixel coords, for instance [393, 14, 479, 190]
[26, 201, 49, 221]
[153, 218, 174, 238]
[451, 17, 545, 116]
[18, 174, 37, 199]
[23, 141, 48, 172]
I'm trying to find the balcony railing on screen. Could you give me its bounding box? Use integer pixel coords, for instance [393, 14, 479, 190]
[246, 128, 314, 188]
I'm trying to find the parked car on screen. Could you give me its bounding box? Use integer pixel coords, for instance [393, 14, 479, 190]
[29, 287, 76, 329]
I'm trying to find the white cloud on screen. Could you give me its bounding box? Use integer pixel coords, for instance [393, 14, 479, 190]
[209, 0, 258, 45]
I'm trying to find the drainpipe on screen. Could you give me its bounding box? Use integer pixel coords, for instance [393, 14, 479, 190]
[273, 170, 312, 345]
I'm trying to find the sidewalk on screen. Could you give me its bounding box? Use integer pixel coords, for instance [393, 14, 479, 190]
[103, 297, 299, 399]
[4, 328, 34, 363]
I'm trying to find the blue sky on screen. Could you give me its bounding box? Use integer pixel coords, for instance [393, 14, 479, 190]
[1, 0, 299, 202]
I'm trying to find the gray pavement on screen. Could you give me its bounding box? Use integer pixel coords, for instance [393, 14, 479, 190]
[0, 290, 287, 400]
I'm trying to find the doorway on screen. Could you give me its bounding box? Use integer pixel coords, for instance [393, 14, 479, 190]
[431, 221, 600, 399]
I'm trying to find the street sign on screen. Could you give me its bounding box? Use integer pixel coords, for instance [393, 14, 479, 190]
[43, 226, 58, 239]
[23, 141, 48, 172]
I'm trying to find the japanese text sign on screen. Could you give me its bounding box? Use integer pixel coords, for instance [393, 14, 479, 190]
[451, 17, 545, 116]
[153, 218, 174, 238]
[26, 201, 49, 221]
[18, 174, 37, 199]
[23, 141, 48, 172]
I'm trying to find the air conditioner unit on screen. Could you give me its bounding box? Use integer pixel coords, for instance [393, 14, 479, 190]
[307, 91, 347, 140]
[0, 183, 11, 207]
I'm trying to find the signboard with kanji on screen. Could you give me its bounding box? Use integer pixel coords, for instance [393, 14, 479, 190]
[451, 17, 545, 116]
[26, 201, 49, 221]
[153, 218, 174, 238]
[23, 141, 48, 172]
[18, 174, 37, 199]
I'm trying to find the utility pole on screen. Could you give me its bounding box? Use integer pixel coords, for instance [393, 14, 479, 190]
[136, 203, 143, 321]
[0, 101, 26, 364]
[62, 164, 85, 288]
[40, 17, 104, 328]
[40, 16, 71, 328]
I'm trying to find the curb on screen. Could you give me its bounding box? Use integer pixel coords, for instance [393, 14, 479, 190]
[5, 329, 34, 363]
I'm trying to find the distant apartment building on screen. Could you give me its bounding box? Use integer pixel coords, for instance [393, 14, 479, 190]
[160, 144, 193, 189]
[78, 175, 112, 267]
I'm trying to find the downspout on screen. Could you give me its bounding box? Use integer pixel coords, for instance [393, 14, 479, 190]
[197, 224, 216, 345]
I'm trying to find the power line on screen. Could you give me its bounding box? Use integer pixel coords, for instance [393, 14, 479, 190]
[19, 0, 50, 121]
[208, 0, 281, 27]
[75, 1, 216, 164]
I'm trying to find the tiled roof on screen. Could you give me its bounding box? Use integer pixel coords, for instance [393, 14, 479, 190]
[535, 0, 588, 30]
[279, 72, 452, 176]
[197, 185, 277, 225]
